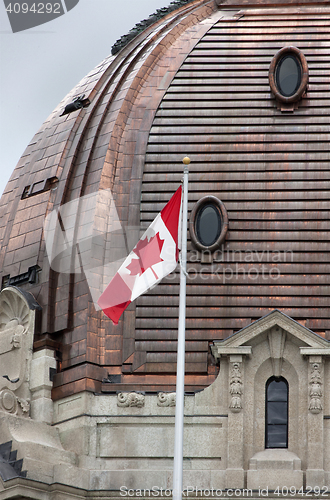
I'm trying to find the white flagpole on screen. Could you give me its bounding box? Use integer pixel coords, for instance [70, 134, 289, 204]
[173, 157, 190, 500]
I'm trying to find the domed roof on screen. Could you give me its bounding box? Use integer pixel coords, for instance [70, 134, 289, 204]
[1, 0, 329, 399]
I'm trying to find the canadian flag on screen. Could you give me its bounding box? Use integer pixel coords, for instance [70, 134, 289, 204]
[98, 186, 182, 324]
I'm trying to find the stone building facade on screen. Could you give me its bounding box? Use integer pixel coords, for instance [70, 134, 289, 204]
[0, 0, 329, 497]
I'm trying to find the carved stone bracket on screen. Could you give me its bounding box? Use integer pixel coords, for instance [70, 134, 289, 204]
[308, 361, 323, 414]
[229, 361, 243, 413]
[157, 392, 176, 407]
[300, 351, 330, 415]
[211, 346, 250, 414]
[117, 392, 145, 407]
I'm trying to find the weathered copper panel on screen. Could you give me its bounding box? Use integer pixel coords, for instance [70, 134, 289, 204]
[136, 4, 330, 378]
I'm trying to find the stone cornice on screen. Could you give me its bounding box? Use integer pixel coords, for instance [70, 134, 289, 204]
[300, 348, 330, 356]
[211, 345, 252, 359]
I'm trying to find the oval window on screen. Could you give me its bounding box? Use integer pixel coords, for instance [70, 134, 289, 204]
[276, 54, 301, 97]
[195, 204, 221, 247]
[189, 196, 228, 252]
[269, 47, 308, 105]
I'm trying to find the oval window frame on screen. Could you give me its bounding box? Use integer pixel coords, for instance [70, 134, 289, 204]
[189, 196, 228, 252]
[269, 46, 308, 104]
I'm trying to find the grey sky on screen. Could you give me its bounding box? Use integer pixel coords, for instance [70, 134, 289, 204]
[0, 0, 170, 197]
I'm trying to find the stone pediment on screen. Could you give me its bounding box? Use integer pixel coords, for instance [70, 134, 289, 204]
[212, 310, 330, 361]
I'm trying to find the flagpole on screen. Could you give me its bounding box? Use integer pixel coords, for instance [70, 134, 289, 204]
[173, 156, 190, 500]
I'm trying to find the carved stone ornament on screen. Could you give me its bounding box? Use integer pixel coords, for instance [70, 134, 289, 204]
[18, 397, 30, 413]
[267, 326, 286, 378]
[0, 388, 30, 416]
[117, 392, 145, 408]
[0, 286, 39, 417]
[308, 362, 323, 414]
[157, 392, 176, 407]
[0, 388, 18, 414]
[229, 362, 243, 413]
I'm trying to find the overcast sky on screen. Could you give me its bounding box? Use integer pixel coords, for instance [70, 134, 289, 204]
[0, 0, 170, 197]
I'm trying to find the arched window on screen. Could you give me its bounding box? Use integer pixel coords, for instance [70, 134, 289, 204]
[265, 377, 288, 448]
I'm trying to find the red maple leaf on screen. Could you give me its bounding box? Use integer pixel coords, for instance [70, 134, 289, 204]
[126, 233, 165, 279]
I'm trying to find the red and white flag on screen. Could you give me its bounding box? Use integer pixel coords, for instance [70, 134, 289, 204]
[98, 186, 182, 324]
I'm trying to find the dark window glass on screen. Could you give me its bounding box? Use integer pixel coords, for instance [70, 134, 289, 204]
[267, 402, 288, 424]
[266, 377, 288, 448]
[276, 55, 301, 97]
[267, 425, 288, 448]
[195, 204, 221, 247]
[267, 379, 288, 401]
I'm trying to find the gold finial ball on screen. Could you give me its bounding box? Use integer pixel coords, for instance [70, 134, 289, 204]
[182, 156, 191, 165]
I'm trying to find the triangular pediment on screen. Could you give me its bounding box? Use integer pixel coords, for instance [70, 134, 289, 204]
[212, 310, 330, 360]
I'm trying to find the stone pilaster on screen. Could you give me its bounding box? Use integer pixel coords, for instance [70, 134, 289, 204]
[211, 344, 251, 490]
[306, 355, 325, 487]
[226, 354, 245, 489]
[30, 349, 56, 424]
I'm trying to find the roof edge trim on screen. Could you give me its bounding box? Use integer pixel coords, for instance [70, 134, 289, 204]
[111, 0, 197, 55]
[216, 0, 330, 8]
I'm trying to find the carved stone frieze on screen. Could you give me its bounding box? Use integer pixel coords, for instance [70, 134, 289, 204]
[157, 392, 176, 407]
[308, 362, 323, 414]
[229, 361, 243, 413]
[117, 392, 145, 408]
